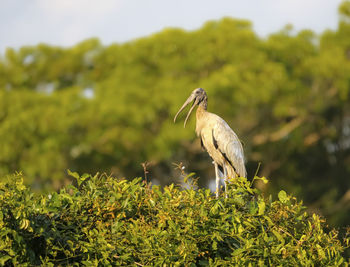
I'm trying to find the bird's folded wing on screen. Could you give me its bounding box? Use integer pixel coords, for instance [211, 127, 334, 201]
[213, 120, 246, 177]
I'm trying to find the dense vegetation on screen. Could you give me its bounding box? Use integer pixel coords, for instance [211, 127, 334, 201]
[0, 1, 350, 231]
[0, 173, 349, 266]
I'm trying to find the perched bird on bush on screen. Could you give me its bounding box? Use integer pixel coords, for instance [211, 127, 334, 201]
[174, 88, 246, 197]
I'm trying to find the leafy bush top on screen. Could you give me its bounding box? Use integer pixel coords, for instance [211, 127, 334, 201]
[0, 173, 349, 266]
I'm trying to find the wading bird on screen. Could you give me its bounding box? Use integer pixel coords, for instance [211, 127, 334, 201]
[174, 88, 246, 198]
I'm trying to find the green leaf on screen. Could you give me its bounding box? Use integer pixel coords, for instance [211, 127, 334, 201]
[212, 240, 217, 250]
[249, 201, 258, 215]
[231, 248, 244, 256]
[272, 230, 285, 245]
[184, 172, 196, 184]
[253, 176, 269, 184]
[278, 190, 288, 203]
[0, 255, 11, 266]
[260, 177, 269, 184]
[316, 244, 326, 259]
[67, 169, 80, 179]
[258, 201, 266, 215]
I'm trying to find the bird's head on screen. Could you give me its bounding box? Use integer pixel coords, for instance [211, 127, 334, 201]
[174, 88, 208, 127]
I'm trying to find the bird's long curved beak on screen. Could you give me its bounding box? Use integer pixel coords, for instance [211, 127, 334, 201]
[183, 99, 198, 127]
[173, 94, 198, 128]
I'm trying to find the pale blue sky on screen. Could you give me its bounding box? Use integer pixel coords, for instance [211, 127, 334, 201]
[0, 0, 343, 53]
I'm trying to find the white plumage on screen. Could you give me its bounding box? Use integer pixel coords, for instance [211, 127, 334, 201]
[174, 88, 246, 197]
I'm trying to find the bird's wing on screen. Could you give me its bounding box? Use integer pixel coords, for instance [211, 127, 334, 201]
[212, 116, 246, 177]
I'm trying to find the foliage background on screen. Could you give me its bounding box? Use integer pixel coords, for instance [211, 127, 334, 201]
[0, 2, 350, 229]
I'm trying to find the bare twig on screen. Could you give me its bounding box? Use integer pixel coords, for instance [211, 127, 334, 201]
[141, 161, 150, 184]
[254, 162, 261, 178]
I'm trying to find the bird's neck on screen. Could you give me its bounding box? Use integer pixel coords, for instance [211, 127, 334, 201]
[195, 104, 208, 137]
[199, 99, 207, 110]
[196, 104, 207, 120]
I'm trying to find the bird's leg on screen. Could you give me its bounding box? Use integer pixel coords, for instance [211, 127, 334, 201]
[223, 162, 228, 198]
[214, 162, 220, 198]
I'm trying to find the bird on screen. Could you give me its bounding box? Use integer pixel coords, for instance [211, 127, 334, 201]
[174, 88, 246, 198]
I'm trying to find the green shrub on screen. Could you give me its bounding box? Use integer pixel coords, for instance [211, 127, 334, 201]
[0, 173, 349, 266]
